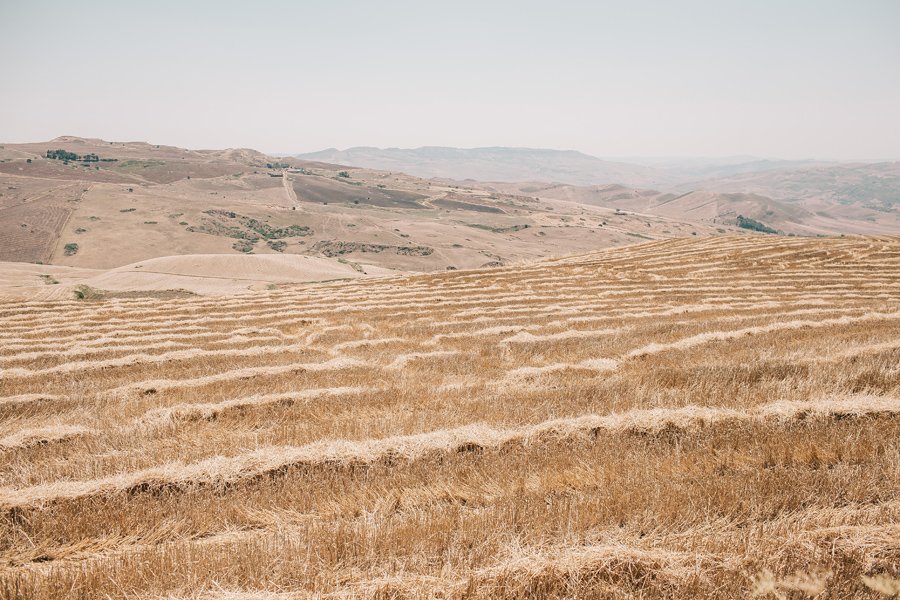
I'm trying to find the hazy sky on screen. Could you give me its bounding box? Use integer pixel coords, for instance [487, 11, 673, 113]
[2, 0, 899, 159]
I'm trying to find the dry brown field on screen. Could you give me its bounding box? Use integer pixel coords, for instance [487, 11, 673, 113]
[1, 235, 898, 599]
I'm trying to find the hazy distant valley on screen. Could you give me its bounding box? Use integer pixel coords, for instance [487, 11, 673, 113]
[300, 146, 899, 235]
[2, 137, 898, 301]
[0, 136, 730, 299]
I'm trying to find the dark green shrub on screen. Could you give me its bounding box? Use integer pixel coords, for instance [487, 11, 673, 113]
[736, 215, 778, 234]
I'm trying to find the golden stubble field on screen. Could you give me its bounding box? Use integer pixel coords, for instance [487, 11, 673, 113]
[0, 235, 898, 599]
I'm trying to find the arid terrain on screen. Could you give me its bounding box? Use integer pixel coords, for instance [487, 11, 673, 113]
[489, 181, 900, 237]
[3, 0, 898, 596]
[1, 234, 898, 598]
[300, 146, 900, 237]
[0, 137, 730, 301]
[3, 137, 896, 302]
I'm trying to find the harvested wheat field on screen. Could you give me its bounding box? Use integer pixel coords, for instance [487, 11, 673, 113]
[1, 235, 899, 599]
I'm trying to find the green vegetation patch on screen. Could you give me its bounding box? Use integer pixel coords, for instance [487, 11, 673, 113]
[63, 243, 79, 256]
[189, 210, 312, 241]
[467, 223, 530, 234]
[233, 240, 256, 253]
[736, 215, 778, 234]
[118, 159, 166, 168]
[312, 240, 433, 257]
[46, 149, 115, 162]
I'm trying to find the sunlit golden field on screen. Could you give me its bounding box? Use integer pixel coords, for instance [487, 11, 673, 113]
[1, 235, 899, 599]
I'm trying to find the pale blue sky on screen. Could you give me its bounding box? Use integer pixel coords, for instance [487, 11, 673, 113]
[2, 1, 899, 159]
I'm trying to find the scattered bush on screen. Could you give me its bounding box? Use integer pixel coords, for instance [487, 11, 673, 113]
[73, 285, 103, 300]
[119, 160, 164, 169]
[63, 243, 79, 256]
[232, 240, 255, 253]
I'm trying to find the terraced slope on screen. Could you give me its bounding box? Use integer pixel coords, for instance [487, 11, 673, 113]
[1, 236, 899, 599]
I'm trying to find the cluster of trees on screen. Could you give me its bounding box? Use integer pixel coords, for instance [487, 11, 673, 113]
[736, 215, 778, 234]
[46, 149, 118, 163]
[266, 162, 290, 169]
[46, 149, 80, 161]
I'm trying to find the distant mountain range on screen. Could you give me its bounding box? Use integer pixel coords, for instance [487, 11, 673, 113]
[296, 146, 900, 235]
[296, 147, 676, 188]
[295, 146, 835, 189]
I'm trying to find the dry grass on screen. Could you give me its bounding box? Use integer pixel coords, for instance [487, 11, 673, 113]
[0, 235, 899, 599]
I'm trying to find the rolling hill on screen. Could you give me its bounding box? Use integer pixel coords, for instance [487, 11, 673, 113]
[1, 235, 898, 598]
[295, 146, 900, 236]
[296, 147, 845, 188]
[296, 146, 677, 188]
[679, 161, 900, 211]
[491, 180, 900, 236]
[3, 136, 897, 300]
[0, 137, 735, 297]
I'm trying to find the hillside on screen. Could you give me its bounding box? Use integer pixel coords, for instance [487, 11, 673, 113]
[492, 181, 900, 236]
[0, 254, 395, 301]
[296, 146, 677, 188]
[0, 137, 734, 287]
[1, 235, 898, 598]
[295, 147, 900, 236]
[296, 148, 847, 188]
[680, 161, 900, 209]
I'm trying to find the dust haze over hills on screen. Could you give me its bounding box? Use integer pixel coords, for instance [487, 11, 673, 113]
[297, 147, 678, 188]
[297, 146, 840, 187]
[1, 136, 740, 298]
[2, 135, 898, 300]
[299, 145, 900, 237]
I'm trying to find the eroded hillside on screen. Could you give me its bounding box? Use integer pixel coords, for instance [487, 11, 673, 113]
[0, 137, 730, 275]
